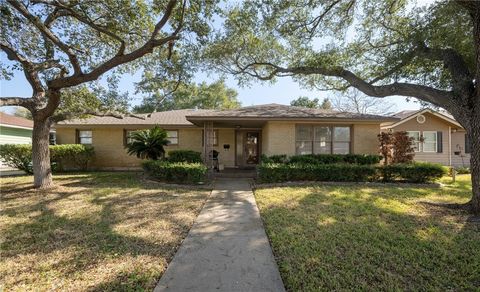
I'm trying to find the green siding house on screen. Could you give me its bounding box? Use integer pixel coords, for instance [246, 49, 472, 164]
[0, 112, 33, 145]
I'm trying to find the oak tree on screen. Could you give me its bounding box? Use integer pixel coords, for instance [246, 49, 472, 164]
[207, 0, 480, 213]
[0, 0, 215, 188]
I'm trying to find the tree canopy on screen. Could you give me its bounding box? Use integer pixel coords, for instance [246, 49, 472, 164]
[290, 96, 332, 109]
[133, 79, 240, 113]
[0, 0, 218, 188]
[205, 0, 480, 213]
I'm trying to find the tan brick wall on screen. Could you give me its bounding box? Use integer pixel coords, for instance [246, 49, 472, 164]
[262, 121, 380, 156]
[212, 129, 235, 167]
[352, 124, 381, 154]
[390, 112, 450, 165]
[261, 121, 296, 156]
[56, 128, 76, 144]
[55, 127, 205, 169]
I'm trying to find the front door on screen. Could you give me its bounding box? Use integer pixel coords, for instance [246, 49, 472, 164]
[235, 130, 261, 167]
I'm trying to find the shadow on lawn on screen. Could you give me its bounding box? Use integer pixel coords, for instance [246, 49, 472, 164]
[259, 184, 480, 291]
[1, 173, 206, 291]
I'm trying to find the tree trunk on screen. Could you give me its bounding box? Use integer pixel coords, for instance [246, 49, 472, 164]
[468, 115, 480, 214]
[470, 2, 480, 214]
[32, 117, 53, 189]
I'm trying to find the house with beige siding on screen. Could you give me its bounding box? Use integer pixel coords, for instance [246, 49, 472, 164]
[55, 104, 397, 169]
[382, 109, 471, 168]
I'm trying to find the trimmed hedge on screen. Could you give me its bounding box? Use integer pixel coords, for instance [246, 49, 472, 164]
[167, 150, 203, 163]
[262, 154, 382, 165]
[257, 163, 377, 183]
[50, 144, 95, 171]
[257, 162, 446, 184]
[142, 161, 207, 183]
[0, 144, 94, 174]
[0, 144, 33, 173]
[380, 162, 447, 183]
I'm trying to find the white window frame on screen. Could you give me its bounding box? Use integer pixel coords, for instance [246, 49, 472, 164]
[407, 131, 421, 152]
[422, 131, 437, 153]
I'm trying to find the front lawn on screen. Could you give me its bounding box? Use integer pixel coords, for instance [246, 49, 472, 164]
[0, 172, 210, 291]
[254, 175, 479, 291]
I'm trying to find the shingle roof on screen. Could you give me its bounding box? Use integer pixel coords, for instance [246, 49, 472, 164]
[57, 109, 213, 126]
[0, 112, 33, 129]
[56, 104, 397, 127]
[187, 103, 397, 121]
[391, 110, 418, 119]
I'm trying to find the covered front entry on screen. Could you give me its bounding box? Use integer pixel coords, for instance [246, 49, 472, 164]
[235, 130, 261, 168]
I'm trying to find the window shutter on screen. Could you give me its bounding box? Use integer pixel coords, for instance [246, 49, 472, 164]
[437, 131, 443, 153]
[465, 134, 471, 154]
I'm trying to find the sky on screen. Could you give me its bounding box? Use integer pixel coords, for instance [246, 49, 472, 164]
[0, 0, 432, 114]
[0, 62, 421, 114]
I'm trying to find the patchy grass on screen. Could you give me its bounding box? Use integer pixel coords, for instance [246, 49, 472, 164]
[254, 175, 480, 291]
[0, 172, 210, 291]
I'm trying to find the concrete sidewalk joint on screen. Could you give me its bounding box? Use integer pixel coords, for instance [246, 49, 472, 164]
[155, 178, 285, 292]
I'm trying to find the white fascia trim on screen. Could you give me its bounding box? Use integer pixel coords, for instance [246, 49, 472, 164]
[381, 109, 463, 129]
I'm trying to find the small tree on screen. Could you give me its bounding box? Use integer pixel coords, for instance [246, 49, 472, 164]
[126, 126, 169, 160]
[378, 132, 394, 166]
[392, 131, 415, 164]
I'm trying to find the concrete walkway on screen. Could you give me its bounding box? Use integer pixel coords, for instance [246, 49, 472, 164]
[155, 178, 285, 292]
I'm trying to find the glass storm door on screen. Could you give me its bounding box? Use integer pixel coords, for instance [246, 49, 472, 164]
[244, 132, 259, 165]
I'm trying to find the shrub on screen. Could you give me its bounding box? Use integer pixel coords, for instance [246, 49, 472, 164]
[126, 126, 169, 160]
[378, 132, 394, 165]
[455, 167, 471, 175]
[50, 144, 95, 171]
[167, 150, 202, 163]
[287, 154, 381, 165]
[257, 162, 446, 184]
[0, 144, 33, 174]
[392, 131, 415, 164]
[378, 162, 447, 183]
[142, 161, 207, 183]
[378, 131, 415, 165]
[260, 154, 288, 163]
[0, 144, 94, 174]
[257, 163, 377, 183]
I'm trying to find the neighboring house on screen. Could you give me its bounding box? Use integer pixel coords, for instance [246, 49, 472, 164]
[55, 104, 397, 169]
[0, 112, 33, 145]
[382, 109, 471, 168]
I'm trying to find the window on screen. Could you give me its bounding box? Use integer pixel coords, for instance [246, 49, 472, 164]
[77, 130, 92, 145]
[167, 130, 178, 145]
[333, 127, 351, 154]
[313, 126, 331, 154]
[295, 125, 313, 154]
[124, 130, 142, 145]
[295, 125, 350, 155]
[422, 131, 437, 152]
[407, 131, 421, 152]
[202, 130, 219, 146]
[49, 132, 56, 145]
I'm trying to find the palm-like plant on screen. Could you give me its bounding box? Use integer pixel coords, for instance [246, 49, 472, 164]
[126, 126, 170, 160]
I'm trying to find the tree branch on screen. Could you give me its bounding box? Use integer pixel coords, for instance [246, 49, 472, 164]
[7, 0, 83, 75]
[32, 0, 127, 56]
[0, 42, 45, 95]
[48, 0, 181, 89]
[51, 109, 146, 122]
[232, 62, 454, 108]
[0, 97, 35, 107]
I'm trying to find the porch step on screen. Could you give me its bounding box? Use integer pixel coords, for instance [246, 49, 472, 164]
[213, 168, 257, 178]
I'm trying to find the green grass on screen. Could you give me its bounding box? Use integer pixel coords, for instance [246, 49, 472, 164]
[0, 172, 210, 291]
[254, 175, 479, 291]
